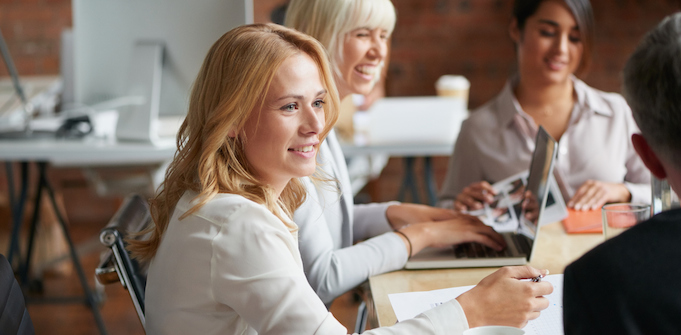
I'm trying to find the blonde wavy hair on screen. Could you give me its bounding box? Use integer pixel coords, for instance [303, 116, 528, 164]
[129, 23, 340, 261]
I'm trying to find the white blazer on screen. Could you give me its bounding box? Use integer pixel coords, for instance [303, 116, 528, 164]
[294, 130, 409, 305]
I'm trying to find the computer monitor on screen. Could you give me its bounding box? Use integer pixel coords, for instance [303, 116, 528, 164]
[72, 0, 253, 143]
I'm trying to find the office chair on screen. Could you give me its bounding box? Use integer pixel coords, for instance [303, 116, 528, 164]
[95, 194, 151, 330]
[355, 300, 368, 333]
[0, 254, 35, 335]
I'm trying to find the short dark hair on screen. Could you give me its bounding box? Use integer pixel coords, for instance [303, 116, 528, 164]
[622, 13, 681, 168]
[512, 0, 594, 76]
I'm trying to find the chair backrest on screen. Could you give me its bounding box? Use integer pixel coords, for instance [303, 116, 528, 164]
[0, 254, 34, 335]
[95, 194, 152, 330]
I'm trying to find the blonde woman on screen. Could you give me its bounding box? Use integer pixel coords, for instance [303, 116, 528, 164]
[135, 23, 552, 334]
[286, 0, 510, 307]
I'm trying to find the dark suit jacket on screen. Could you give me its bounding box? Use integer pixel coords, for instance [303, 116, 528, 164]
[563, 208, 681, 334]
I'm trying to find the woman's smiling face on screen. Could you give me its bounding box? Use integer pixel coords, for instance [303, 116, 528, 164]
[241, 52, 327, 194]
[335, 27, 389, 99]
[511, 0, 584, 86]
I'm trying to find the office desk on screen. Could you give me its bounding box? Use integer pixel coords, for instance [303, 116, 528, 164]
[0, 136, 176, 166]
[340, 143, 453, 158]
[368, 222, 603, 327]
[339, 96, 465, 205]
[340, 142, 453, 205]
[1, 136, 176, 268]
[1, 136, 176, 335]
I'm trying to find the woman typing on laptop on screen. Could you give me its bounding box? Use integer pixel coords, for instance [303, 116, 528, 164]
[286, 0, 511, 307]
[132, 23, 553, 334]
[439, 0, 650, 212]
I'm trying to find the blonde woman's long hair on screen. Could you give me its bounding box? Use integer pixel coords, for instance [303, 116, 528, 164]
[129, 23, 340, 261]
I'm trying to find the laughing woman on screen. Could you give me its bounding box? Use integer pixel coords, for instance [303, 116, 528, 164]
[133, 23, 552, 335]
[286, 0, 509, 307]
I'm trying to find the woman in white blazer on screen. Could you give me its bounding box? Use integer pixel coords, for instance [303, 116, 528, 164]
[135, 23, 552, 334]
[285, 0, 509, 306]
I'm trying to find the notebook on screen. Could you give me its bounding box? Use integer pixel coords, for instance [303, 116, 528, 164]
[405, 126, 558, 269]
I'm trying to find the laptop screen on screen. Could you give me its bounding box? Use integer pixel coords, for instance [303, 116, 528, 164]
[517, 126, 558, 242]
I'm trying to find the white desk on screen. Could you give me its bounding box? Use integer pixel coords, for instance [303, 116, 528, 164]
[339, 96, 466, 204]
[1, 75, 176, 334]
[340, 142, 453, 158]
[0, 136, 176, 167]
[0, 135, 176, 335]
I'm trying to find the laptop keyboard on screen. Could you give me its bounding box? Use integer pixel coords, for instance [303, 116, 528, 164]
[453, 234, 531, 259]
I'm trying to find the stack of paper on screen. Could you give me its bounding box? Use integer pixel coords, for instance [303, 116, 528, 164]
[388, 274, 565, 335]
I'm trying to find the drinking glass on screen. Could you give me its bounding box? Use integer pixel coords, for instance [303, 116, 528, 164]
[601, 203, 650, 240]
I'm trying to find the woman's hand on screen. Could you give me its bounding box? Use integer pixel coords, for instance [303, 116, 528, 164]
[567, 180, 631, 211]
[456, 266, 553, 328]
[454, 181, 497, 211]
[396, 214, 507, 256]
[386, 203, 461, 230]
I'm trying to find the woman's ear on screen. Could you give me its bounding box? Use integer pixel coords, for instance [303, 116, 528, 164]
[509, 18, 521, 44]
[228, 129, 236, 138]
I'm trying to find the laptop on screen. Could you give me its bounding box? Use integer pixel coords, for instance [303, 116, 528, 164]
[405, 126, 558, 269]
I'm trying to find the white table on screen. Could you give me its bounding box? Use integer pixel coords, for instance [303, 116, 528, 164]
[339, 96, 466, 205]
[0, 136, 176, 167]
[340, 142, 453, 158]
[1, 136, 176, 266]
[0, 135, 176, 335]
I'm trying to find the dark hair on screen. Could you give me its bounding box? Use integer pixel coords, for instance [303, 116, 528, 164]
[622, 13, 681, 168]
[513, 0, 595, 76]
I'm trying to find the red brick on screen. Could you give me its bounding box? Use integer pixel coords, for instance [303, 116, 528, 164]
[39, 55, 60, 73]
[2, 0, 680, 99]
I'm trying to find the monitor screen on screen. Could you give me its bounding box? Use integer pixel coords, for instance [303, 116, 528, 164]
[72, 0, 253, 117]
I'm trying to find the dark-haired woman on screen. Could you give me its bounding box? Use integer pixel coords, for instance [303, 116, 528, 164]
[440, 0, 650, 212]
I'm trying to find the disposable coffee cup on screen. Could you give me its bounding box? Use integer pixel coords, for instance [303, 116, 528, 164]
[436, 75, 470, 109]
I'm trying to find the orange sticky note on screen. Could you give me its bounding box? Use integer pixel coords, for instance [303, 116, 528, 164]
[562, 208, 602, 233]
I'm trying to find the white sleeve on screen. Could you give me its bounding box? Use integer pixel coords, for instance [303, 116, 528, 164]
[296, 178, 408, 305]
[362, 300, 469, 335]
[352, 202, 399, 242]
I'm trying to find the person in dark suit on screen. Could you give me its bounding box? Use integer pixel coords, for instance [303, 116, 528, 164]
[563, 12, 681, 334]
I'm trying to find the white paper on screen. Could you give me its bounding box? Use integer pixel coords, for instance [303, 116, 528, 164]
[388, 274, 565, 335]
[464, 171, 567, 233]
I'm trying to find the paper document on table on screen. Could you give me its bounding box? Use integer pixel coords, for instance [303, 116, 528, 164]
[388, 274, 565, 335]
[464, 171, 567, 233]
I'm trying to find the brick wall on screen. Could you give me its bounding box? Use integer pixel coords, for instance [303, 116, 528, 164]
[2, 0, 679, 108]
[385, 0, 681, 109]
[1, 0, 679, 204]
[0, 0, 71, 76]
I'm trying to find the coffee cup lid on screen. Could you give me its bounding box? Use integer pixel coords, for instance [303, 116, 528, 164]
[436, 75, 470, 89]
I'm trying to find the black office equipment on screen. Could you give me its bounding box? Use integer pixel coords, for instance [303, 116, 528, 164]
[0, 254, 34, 335]
[96, 194, 152, 330]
